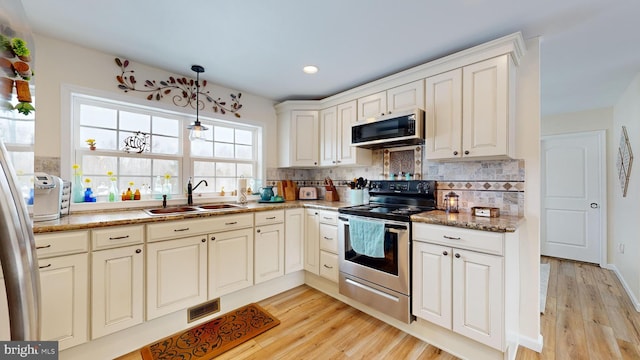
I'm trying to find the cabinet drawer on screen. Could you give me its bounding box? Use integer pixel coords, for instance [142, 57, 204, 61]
[413, 223, 504, 256]
[319, 251, 338, 283]
[255, 210, 284, 226]
[207, 213, 254, 232]
[92, 225, 144, 250]
[318, 210, 337, 225]
[35, 231, 89, 258]
[147, 218, 210, 242]
[319, 223, 338, 253]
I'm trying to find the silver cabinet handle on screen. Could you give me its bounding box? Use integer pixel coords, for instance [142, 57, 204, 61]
[443, 235, 461, 240]
[36, 244, 51, 250]
[109, 235, 130, 240]
[174, 228, 189, 232]
[323, 217, 332, 220]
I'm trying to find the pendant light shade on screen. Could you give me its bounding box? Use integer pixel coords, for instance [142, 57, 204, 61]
[188, 65, 208, 141]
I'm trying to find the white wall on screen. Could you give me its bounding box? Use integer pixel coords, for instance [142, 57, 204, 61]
[32, 34, 278, 170]
[611, 73, 640, 303]
[515, 37, 542, 348]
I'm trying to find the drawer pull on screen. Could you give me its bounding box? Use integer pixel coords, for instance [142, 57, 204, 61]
[455, 253, 461, 258]
[323, 264, 333, 269]
[211, 236, 216, 241]
[201, 238, 206, 243]
[225, 221, 238, 225]
[36, 244, 51, 250]
[323, 236, 332, 240]
[443, 251, 448, 256]
[257, 229, 261, 233]
[266, 216, 276, 220]
[443, 235, 461, 240]
[109, 235, 130, 240]
[174, 228, 190, 232]
[323, 217, 332, 220]
[135, 249, 142, 254]
[39, 264, 51, 269]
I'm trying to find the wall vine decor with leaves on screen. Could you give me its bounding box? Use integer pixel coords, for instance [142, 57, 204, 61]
[115, 58, 243, 118]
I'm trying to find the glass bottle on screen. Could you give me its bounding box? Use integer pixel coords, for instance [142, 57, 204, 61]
[162, 178, 172, 199]
[72, 174, 84, 203]
[108, 179, 118, 202]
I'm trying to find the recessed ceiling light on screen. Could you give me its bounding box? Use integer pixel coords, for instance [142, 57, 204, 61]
[303, 65, 318, 74]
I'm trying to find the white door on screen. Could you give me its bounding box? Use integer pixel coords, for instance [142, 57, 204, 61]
[209, 228, 254, 298]
[254, 223, 285, 284]
[541, 131, 605, 264]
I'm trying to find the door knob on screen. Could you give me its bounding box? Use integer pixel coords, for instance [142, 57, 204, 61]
[590, 203, 599, 209]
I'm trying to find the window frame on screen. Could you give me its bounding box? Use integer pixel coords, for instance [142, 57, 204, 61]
[63, 86, 262, 210]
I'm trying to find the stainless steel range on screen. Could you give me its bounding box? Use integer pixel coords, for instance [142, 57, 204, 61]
[338, 180, 436, 323]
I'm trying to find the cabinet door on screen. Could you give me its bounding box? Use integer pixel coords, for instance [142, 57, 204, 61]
[208, 228, 254, 298]
[291, 110, 319, 166]
[285, 208, 305, 274]
[39, 253, 88, 350]
[146, 236, 208, 320]
[304, 209, 320, 275]
[255, 223, 285, 284]
[336, 100, 371, 166]
[452, 248, 504, 351]
[91, 245, 144, 339]
[462, 55, 510, 158]
[412, 242, 452, 329]
[387, 80, 425, 113]
[357, 91, 387, 121]
[425, 69, 463, 160]
[319, 107, 338, 166]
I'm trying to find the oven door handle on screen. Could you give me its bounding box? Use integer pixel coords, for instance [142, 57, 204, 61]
[386, 228, 407, 235]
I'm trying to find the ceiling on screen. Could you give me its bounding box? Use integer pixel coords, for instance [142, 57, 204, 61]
[20, 0, 640, 116]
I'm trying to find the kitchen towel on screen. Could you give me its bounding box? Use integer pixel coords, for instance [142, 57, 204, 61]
[349, 218, 385, 258]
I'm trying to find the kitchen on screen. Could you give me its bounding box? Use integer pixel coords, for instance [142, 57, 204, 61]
[0, 1, 639, 359]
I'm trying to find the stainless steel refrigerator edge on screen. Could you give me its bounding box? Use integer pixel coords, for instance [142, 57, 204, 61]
[0, 139, 41, 340]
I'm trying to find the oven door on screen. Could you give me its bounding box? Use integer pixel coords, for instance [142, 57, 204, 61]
[338, 215, 410, 295]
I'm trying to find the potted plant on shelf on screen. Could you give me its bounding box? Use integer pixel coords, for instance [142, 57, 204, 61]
[0, 35, 14, 57]
[86, 138, 96, 150]
[10, 38, 30, 62]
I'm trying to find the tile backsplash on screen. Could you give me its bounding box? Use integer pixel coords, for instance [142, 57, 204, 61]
[270, 146, 525, 216]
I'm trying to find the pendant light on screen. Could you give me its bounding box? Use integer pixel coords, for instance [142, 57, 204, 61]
[187, 64, 208, 141]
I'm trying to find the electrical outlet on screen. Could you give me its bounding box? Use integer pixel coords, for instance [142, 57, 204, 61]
[619, 243, 625, 254]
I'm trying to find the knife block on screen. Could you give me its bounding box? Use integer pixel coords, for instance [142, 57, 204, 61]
[324, 190, 339, 201]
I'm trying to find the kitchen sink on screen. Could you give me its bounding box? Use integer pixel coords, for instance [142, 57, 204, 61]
[197, 203, 245, 211]
[144, 206, 201, 215]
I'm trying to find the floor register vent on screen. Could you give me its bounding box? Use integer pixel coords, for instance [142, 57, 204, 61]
[188, 298, 221, 323]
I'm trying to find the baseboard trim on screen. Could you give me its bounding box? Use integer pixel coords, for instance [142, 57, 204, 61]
[518, 334, 543, 353]
[605, 264, 640, 312]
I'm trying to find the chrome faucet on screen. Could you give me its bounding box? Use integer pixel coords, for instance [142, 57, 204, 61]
[187, 177, 208, 205]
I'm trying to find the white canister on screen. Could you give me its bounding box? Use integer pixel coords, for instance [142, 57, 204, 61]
[237, 178, 248, 204]
[349, 189, 364, 205]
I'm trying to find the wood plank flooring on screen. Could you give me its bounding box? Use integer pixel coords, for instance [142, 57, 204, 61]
[119, 257, 639, 360]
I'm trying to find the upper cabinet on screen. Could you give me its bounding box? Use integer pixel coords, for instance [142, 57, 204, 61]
[425, 55, 516, 160]
[357, 80, 425, 121]
[320, 100, 372, 166]
[278, 109, 319, 167]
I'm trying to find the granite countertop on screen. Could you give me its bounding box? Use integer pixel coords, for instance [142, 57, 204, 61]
[32, 200, 351, 233]
[411, 210, 523, 233]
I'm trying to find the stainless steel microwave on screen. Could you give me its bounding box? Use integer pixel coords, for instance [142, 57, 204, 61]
[351, 109, 424, 149]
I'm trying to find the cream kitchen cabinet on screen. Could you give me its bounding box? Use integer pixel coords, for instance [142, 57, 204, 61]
[35, 230, 90, 350]
[320, 100, 372, 167]
[425, 54, 516, 160]
[357, 80, 425, 121]
[304, 209, 320, 275]
[146, 235, 208, 320]
[90, 225, 144, 339]
[208, 228, 254, 298]
[412, 223, 518, 352]
[278, 109, 319, 167]
[254, 223, 285, 284]
[284, 208, 305, 274]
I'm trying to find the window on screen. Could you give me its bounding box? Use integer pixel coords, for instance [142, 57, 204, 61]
[0, 88, 35, 203]
[71, 93, 261, 204]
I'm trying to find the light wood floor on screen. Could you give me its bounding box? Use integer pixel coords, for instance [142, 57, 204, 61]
[119, 257, 640, 360]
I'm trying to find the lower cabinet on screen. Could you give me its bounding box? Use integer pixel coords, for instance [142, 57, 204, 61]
[146, 235, 208, 320]
[39, 253, 88, 350]
[304, 209, 320, 274]
[254, 223, 285, 284]
[208, 228, 254, 298]
[412, 223, 510, 351]
[284, 208, 305, 274]
[91, 244, 144, 339]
